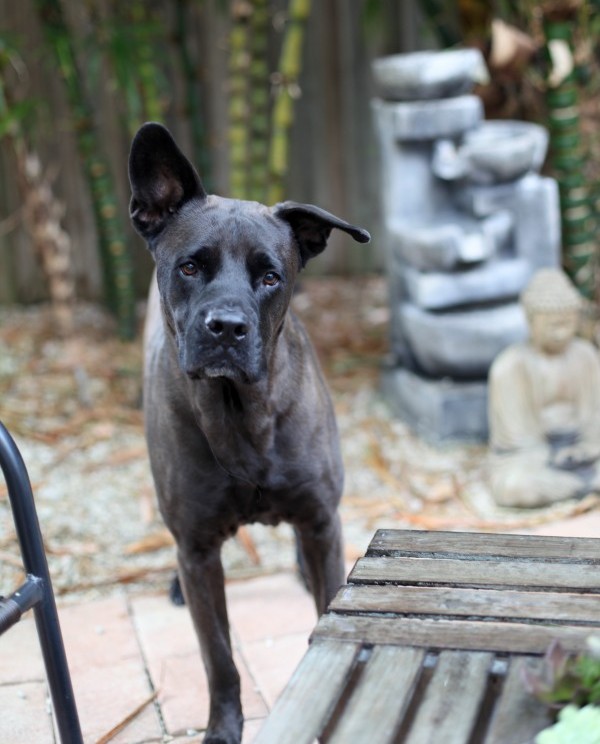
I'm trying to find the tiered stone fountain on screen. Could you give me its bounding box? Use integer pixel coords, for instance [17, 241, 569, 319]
[372, 48, 561, 442]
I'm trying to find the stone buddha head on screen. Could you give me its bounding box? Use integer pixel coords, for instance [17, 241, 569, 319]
[521, 268, 581, 355]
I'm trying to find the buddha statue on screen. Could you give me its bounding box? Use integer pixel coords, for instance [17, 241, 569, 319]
[488, 267, 600, 507]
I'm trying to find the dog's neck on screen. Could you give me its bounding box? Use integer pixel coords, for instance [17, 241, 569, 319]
[181, 328, 294, 479]
[190, 375, 275, 453]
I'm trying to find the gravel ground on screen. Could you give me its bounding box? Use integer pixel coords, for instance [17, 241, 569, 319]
[1, 277, 596, 603]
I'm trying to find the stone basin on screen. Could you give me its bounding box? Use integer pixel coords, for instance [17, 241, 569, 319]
[463, 120, 549, 183]
[372, 48, 487, 101]
[388, 209, 513, 271]
[435, 121, 549, 184]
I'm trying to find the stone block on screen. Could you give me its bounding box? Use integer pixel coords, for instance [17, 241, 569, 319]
[372, 95, 482, 142]
[381, 365, 488, 443]
[396, 301, 527, 378]
[400, 257, 531, 310]
[388, 209, 512, 271]
[453, 174, 561, 271]
[372, 48, 487, 101]
[433, 121, 549, 184]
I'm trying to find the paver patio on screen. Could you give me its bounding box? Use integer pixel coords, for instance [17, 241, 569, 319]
[2, 508, 600, 743]
[0, 571, 317, 743]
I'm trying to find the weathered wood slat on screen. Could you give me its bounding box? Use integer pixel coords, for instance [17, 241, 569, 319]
[484, 657, 551, 744]
[258, 530, 600, 742]
[312, 613, 595, 655]
[350, 555, 600, 591]
[404, 650, 493, 744]
[253, 639, 358, 744]
[328, 646, 425, 744]
[369, 529, 600, 561]
[330, 584, 600, 623]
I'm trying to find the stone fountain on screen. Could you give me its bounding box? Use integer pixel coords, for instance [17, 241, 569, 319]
[372, 48, 561, 442]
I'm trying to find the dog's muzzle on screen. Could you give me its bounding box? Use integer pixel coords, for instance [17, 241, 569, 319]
[180, 305, 262, 383]
[204, 309, 249, 345]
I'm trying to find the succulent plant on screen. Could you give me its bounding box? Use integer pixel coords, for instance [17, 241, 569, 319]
[522, 636, 600, 742]
[536, 704, 600, 744]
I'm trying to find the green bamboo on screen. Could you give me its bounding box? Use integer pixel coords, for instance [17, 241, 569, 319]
[228, 1, 252, 199]
[130, 4, 164, 124]
[267, 0, 311, 205]
[175, 0, 212, 190]
[544, 10, 597, 300]
[0, 37, 75, 333]
[247, 0, 270, 202]
[34, 0, 136, 339]
[101, 2, 166, 137]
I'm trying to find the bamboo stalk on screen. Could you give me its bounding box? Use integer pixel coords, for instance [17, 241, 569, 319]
[0, 39, 75, 334]
[175, 0, 212, 189]
[267, 0, 311, 205]
[247, 0, 270, 202]
[543, 6, 597, 300]
[34, 0, 137, 339]
[129, 3, 164, 125]
[228, 1, 253, 199]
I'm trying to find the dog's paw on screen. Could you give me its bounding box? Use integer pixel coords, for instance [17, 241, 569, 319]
[203, 726, 242, 744]
[169, 573, 186, 606]
[204, 709, 243, 744]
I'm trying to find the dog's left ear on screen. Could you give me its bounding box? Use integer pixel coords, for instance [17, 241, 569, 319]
[129, 122, 207, 240]
[273, 202, 370, 267]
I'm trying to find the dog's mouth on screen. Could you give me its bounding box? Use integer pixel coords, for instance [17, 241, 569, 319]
[204, 364, 237, 379]
[179, 329, 262, 385]
[186, 362, 251, 384]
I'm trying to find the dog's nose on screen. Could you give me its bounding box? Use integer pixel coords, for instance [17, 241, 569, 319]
[205, 310, 249, 343]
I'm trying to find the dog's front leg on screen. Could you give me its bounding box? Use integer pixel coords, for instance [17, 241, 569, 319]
[296, 512, 345, 615]
[177, 545, 243, 744]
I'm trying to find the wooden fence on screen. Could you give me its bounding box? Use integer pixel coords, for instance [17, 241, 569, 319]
[0, 0, 426, 305]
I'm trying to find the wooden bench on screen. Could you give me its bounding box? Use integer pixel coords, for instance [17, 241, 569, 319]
[254, 528, 600, 744]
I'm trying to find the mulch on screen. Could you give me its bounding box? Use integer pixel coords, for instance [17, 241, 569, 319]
[1, 277, 596, 601]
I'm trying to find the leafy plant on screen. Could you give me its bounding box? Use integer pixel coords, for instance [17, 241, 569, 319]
[522, 637, 600, 709]
[34, 0, 136, 340]
[536, 704, 600, 744]
[522, 637, 600, 742]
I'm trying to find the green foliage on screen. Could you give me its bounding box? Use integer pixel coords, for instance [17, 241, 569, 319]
[536, 705, 600, 744]
[0, 34, 38, 137]
[34, 0, 136, 340]
[226, 0, 312, 203]
[524, 637, 600, 742]
[93, 4, 168, 135]
[523, 638, 600, 710]
[0, 99, 35, 139]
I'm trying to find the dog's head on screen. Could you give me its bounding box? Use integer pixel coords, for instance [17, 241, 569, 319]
[129, 122, 370, 384]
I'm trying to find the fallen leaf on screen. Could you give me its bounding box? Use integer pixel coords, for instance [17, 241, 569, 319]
[124, 531, 173, 555]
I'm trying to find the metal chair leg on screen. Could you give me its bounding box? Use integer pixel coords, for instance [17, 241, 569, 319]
[0, 421, 83, 744]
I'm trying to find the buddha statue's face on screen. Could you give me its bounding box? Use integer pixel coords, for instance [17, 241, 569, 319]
[528, 309, 579, 355]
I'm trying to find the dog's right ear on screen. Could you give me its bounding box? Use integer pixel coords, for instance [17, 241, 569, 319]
[129, 122, 206, 240]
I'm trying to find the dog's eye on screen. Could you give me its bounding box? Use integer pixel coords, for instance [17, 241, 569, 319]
[180, 261, 198, 277]
[263, 271, 280, 287]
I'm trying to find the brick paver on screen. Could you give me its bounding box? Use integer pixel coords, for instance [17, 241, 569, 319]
[0, 681, 56, 744]
[2, 513, 600, 742]
[1, 570, 314, 743]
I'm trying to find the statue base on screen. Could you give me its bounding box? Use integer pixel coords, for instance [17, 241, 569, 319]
[381, 365, 488, 444]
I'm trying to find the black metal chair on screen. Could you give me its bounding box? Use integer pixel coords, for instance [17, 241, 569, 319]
[0, 420, 83, 744]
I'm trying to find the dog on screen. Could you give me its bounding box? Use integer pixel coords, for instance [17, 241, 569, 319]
[128, 122, 370, 744]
